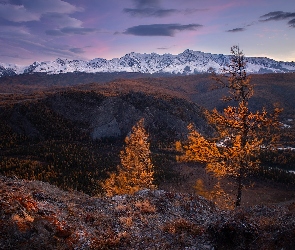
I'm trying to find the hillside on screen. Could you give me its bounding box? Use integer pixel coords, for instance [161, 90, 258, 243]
[1, 72, 295, 116]
[1, 175, 295, 250]
[0, 88, 213, 195]
[0, 72, 157, 94]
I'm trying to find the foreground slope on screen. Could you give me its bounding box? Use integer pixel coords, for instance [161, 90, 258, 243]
[1, 175, 295, 250]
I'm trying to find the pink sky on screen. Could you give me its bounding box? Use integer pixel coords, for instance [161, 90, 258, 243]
[0, 0, 294, 64]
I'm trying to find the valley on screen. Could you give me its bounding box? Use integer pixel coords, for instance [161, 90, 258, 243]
[0, 72, 294, 202]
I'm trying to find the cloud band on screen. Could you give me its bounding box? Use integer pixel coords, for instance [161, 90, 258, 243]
[123, 23, 202, 36]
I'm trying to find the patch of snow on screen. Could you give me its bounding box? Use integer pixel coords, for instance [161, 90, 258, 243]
[216, 137, 231, 147]
[282, 123, 291, 128]
[277, 146, 295, 151]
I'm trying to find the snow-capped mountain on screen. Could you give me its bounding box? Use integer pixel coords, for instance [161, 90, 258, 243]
[1, 49, 295, 77]
[0, 63, 27, 77]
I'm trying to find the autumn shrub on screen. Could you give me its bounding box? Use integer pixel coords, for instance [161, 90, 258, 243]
[162, 218, 205, 236]
[134, 199, 156, 214]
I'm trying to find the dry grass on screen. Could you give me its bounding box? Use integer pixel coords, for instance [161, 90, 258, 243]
[162, 218, 205, 235]
[134, 199, 156, 214]
[119, 216, 133, 227]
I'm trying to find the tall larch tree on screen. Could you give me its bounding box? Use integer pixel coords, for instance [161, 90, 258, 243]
[102, 118, 156, 196]
[181, 46, 282, 207]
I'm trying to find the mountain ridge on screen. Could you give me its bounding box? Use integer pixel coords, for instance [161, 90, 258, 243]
[1, 49, 295, 77]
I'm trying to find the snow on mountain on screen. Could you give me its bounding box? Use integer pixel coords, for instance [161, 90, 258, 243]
[1, 49, 295, 77]
[0, 62, 27, 77]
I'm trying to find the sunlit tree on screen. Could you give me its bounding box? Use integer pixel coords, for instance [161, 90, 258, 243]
[102, 118, 156, 196]
[181, 46, 282, 207]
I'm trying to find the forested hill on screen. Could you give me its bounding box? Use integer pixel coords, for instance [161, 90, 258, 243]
[1, 72, 295, 116]
[0, 88, 213, 195]
[1, 72, 295, 196]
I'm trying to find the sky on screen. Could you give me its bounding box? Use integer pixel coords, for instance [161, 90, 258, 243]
[0, 0, 295, 65]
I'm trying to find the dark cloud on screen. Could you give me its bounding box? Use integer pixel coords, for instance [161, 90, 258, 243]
[0, 0, 81, 22]
[13, 0, 81, 14]
[133, 0, 160, 9]
[0, 3, 39, 22]
[260, 11, 295, 28]
[46, 27, 96, 36]
[123, 7, 207, 18]
[288, 19, 295, 27]
[123, 8, 177, 17]
[125, 0, 206, 18]
[227, 28, 245, 32]
[123, 23, 202, 36]
[260, 11, 295, 21]
[246, 21, 256, 27]
[69, 47, 84, 54]
[61, 27, 96, 35]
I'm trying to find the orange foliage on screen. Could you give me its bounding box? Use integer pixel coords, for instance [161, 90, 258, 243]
[102, 118, 156, 196]
[180, 46, 282, 206]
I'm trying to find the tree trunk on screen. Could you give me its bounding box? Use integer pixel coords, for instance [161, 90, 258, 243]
[235, 173, 242, 207]
[236, 100, 247, 208]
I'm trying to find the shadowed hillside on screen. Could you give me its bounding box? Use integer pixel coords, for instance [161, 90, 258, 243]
[0, 89, 212, 195]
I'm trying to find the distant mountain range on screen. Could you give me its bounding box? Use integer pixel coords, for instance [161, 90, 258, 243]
[1, 49, 295, 77]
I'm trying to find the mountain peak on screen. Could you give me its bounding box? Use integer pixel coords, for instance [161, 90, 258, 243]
[1, 50, 295, 77]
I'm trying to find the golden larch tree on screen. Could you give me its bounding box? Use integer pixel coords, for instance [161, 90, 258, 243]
[102, 118, 156, 196]
[181, 46, 282, 207]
